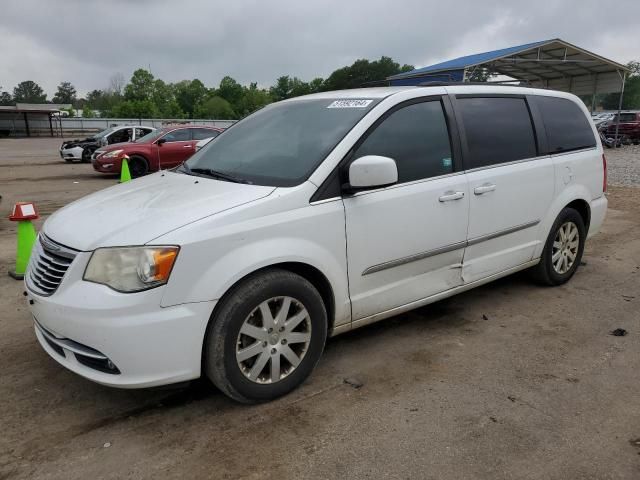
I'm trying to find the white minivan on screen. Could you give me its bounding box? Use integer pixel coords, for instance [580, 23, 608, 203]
[26, 85, 607, 403]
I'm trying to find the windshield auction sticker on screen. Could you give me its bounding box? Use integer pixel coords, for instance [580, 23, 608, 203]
[327, 99, 373, 108]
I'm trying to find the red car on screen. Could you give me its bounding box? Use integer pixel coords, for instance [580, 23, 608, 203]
[92, 125, 224, 177]
[604, 111, 640, 144]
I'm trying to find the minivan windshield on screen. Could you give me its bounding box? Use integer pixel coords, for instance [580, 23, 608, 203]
[183, 98, 379, 187]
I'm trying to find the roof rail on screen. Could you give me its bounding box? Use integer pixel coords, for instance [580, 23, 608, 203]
[417, 80, 541, 88]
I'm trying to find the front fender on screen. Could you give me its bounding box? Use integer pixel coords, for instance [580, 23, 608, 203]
[159, 197, 351, 328]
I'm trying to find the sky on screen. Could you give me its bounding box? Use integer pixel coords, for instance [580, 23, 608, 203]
[2, 0, 639, 98]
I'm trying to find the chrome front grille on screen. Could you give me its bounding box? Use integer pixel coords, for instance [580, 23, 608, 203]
[27, 235, 78, 296]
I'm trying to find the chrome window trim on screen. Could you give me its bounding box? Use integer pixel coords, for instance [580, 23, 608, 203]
[309, 197, 342, 205]
[464, 155, 548, 174]
[349, 171, 466, 198]
[362, 219, 540, 276]
[549, 146, 598, 158]
[464, 146, 598, 174]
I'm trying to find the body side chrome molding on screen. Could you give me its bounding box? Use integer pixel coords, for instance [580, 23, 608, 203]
[466, 219, 540, 246]
[362, 219, 540, 276]
[362, 241, 466, 275]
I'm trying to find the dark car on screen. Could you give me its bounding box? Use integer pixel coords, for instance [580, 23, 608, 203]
[604, 111, 640, 144]
[92, 125, 224, 177]
[60, 125, 155, 162]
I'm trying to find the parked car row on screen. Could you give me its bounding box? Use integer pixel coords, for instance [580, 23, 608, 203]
[591, 112, 615, 129]
[60, 125, 155, 162]
[602, 111, 640, 145]
[91, 125, 224, 177]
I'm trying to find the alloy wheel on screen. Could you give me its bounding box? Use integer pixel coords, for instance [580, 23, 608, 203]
[235, 296, 312, 384]
[552, 221, 579, 274]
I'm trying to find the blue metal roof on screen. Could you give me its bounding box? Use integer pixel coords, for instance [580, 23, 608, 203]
[388, 39, 555, 80]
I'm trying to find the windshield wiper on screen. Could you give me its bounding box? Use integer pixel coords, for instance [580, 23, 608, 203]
[189, 167, 252, 184]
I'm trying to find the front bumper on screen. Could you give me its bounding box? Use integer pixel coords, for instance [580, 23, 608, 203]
[26, 249, 215, 388]
[92, 156, 121, 173]
[60, 146, 84, 160]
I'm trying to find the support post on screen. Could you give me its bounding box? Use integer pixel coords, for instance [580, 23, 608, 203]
[23, 112, 30, 137]
[591, 73, 599, 114]
[48, 114, 53, 137]
[614, 70, 627, 144]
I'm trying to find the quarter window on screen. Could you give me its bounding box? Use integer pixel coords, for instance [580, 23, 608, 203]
[192, 128, 220, 140]
[458, 97, 537, 168]
[353, 100, 453, 183]
[531, 96, 597, 153]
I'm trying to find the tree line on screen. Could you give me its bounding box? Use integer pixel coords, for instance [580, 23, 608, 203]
[2, 58, 638, 119]
[0, 56, 414, 119]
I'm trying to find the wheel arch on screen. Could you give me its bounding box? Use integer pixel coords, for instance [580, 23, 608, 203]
[127, 152, 150, 164]
[199, 261, 338, 381]
[565, 198, 591, 232]
[534, 185, 593, 259]
[206, 261, 336, 335]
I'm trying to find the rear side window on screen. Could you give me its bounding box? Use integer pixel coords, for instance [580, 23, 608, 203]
[163, 129, 191, 142]
[457, 97, 537, 169]
[135, 127, 152, 138]
[192, 128, 220, 140]
[531, 96, 596, 154]
[353, 100, 453, 183]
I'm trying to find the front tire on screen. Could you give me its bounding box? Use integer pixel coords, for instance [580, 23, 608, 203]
[531, 207, 586, 286]
[204, 269, 327, 403]
[81, 148, 92, 163]
[128, 155, 148, 178]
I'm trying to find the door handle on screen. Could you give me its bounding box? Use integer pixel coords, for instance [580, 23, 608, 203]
[183, 145, 192, 148]
[438, 190, 465, 202]
[474, 183, 496, 195]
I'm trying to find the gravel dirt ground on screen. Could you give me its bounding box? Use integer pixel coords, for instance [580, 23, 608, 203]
[0, 138, 639, 480]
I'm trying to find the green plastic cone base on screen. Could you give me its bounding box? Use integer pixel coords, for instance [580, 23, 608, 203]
[9, 220, 37, 280]
[120, 157, 132, 183]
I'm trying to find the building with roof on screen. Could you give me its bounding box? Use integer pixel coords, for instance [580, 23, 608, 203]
[387, 38, 629, 111]
[0, 103, 71, 137]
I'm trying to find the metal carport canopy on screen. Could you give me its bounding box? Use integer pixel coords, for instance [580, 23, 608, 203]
[387, 38, 629, 96]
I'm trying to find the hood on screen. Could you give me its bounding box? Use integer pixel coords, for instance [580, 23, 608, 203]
[96, 142, 140, 154]
[62, 136, 96, 147]
[96, 141, 138, 153]
[43, 171, 275, 250]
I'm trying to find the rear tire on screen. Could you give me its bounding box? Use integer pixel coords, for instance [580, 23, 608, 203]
[531, 207, 586, 286]
[204, 269, 327, 403]
[128, 155, 148, 178]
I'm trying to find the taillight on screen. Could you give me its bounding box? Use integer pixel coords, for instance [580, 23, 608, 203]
[602, 153, 607, 193]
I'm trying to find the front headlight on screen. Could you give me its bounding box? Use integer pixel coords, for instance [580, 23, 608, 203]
[84, 246, 179, 292]
[102, 149, 123, 159]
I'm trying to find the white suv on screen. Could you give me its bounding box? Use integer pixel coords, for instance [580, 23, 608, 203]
[26, 85, 607, 403]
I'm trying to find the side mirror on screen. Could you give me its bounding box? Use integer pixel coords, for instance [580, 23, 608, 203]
[344, 155, 398, 193]
[156, 138, 166, 146]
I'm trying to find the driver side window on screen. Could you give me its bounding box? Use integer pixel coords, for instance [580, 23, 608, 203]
[353, 100, 453, 184]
